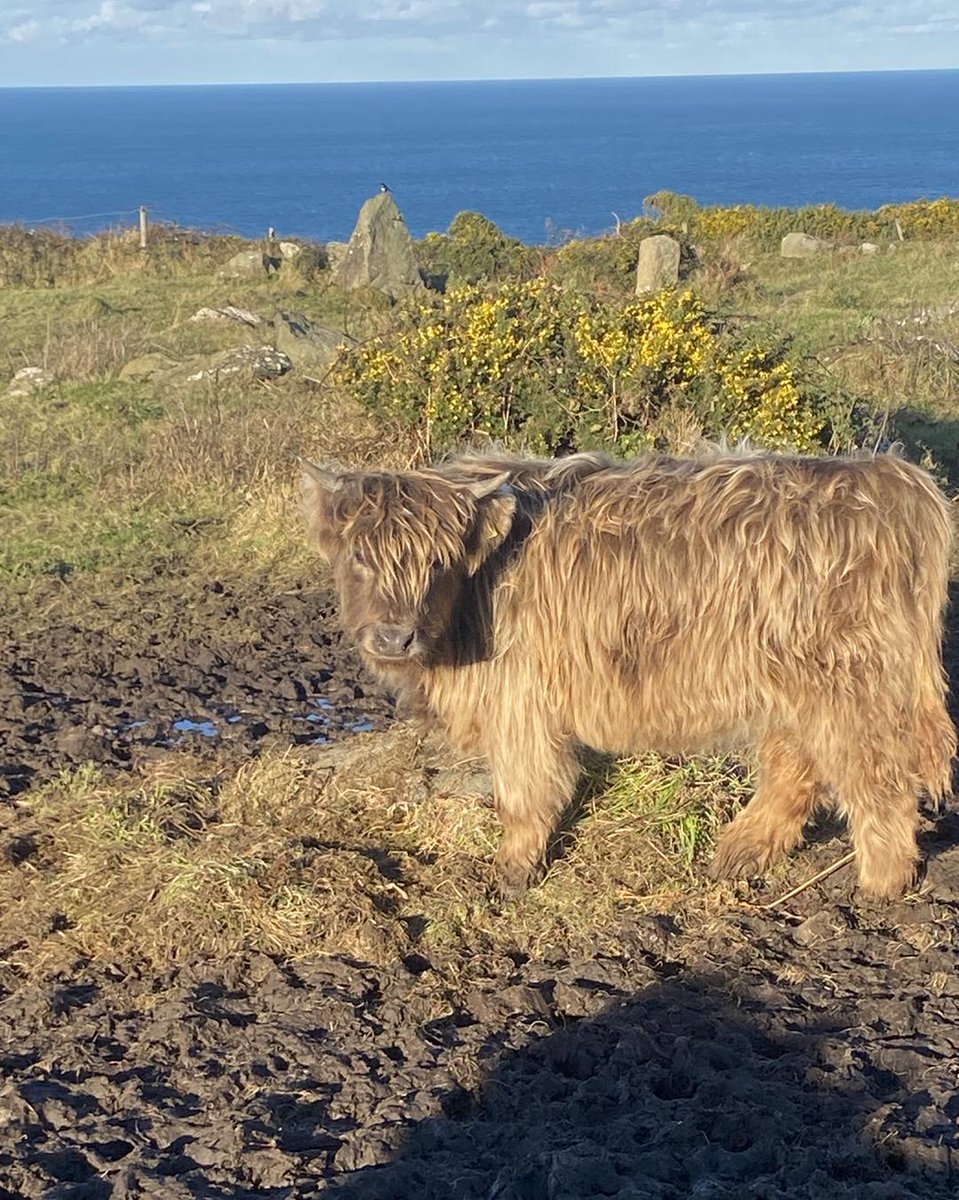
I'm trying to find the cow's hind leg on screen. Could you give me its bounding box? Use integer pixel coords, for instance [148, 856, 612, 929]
[832, 741, 920, 900]
[914, 693, 956, 807]
[709, 731, 820, 880]
[798, 702, 922, 898]
[488, 736, 580, 899]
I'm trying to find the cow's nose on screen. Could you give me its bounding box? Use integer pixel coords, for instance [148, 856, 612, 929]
[371, 625, 417, 658]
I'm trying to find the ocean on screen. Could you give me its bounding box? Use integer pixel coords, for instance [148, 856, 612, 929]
[1, 71, 957, 246]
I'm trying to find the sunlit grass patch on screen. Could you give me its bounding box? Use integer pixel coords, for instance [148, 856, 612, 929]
[0, 741, 426, 975]
[0, 494, 207, 577]
[585, 752, 750, 875]
[0, 730, 757, 982]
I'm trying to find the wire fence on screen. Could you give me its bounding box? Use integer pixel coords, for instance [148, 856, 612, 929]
[18, 208, 141, 227]
[0, 206, 256, 243]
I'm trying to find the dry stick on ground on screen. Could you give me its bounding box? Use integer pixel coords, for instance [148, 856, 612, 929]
[758, 850, 857, 911]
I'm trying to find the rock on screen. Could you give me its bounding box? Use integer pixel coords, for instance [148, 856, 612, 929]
[182, 345, 294, 384]
[189, 305, 262, 327]
[781, 231, 828, 257]
[118, 353, 179, 382]
[792, 910, 837, 947]
[6, 366, 54, 396]
[635, 234, 681, 294]
[860, 242, 880, 255]
[325, 241, 349, 272]
[334, 192, 424, 300]
[218, 248, 270, 279]
[279, 241, 301, 260]
[273, 312, 354, 371]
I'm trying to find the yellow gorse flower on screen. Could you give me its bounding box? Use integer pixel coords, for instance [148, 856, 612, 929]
[334, 280, 824, 454]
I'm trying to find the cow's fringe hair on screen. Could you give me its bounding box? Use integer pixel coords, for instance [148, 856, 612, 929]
[303, 448, 956, 899]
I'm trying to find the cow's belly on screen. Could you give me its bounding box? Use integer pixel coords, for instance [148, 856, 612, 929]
[568, 673, 757, 759]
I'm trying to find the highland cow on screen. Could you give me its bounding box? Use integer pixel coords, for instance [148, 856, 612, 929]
[301, 449, 955, 900]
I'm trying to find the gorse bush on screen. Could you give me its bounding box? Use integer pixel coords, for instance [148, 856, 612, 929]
[416, 211, 537, 286]
[334, 280, 826, 454]
[646, 191, 959, 248]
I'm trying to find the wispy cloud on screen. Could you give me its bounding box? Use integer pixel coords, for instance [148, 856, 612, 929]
[2, 0, 959, 83]
[5, 0, 959, 46]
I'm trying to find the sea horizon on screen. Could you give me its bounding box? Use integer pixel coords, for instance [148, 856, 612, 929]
[4, 66, 959, 89]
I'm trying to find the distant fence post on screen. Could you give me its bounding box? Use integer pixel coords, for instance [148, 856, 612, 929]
[139, 206, 149, 250]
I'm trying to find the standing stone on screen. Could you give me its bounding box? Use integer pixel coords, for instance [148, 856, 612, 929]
[325, 242, 349, 272]
[334, 193, 424, 300]
[635, 235, 681, 294]
[781, 232, 826, 258]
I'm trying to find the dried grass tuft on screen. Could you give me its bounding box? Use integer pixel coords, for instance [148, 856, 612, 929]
[0, 730, 757, 980]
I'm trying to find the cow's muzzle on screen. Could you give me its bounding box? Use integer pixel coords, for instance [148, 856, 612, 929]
[364, 625, 422, 661]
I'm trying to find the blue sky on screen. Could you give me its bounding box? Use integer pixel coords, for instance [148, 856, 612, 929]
[2, 2, 958, 87]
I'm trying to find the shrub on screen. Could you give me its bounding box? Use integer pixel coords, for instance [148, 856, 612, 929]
[334, 280, 826, 455]
[0, 223, 263, 287]
[416, 211, 536, 287]
[0, 226, 82, 287]
[645, 191, 959, 249]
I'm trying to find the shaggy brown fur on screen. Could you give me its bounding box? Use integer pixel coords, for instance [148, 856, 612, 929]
[426, 447, 617, 494]
[301, 449, 955, 900]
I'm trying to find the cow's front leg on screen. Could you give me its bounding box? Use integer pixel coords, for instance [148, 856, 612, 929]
[487, 736, 580, 899]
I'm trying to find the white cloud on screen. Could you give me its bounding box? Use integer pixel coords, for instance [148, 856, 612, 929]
[7, 16, 42, 40]
[6, 0, 954, 46]
[2, 0, 959, 76]
[71, 1, 155, 32]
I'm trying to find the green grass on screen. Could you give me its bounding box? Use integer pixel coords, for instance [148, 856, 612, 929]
[3, 228, 957, 590]
[724, 243, 959, 408]
[0, 233, 427, 589]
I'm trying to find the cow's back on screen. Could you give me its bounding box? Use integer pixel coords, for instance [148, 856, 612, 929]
[434, 451, 952, 758]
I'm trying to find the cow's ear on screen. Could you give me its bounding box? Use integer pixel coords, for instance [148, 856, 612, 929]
[300, 459, 343, 494]
[466, 474, 517, 573]
[299, 459, 344, 559]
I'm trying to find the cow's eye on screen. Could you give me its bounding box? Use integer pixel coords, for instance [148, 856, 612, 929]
[430, 558, 444, 575]
[353, 549, 369, 569]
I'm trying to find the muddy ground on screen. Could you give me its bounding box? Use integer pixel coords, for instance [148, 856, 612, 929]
[0, 569, 395, 800]
[1, 569, 958, 1198]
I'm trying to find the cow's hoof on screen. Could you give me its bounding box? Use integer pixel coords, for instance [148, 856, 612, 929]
[856, 865, 916, 901]
[494, 859, 544, 901]
[708, 839, 768, 881]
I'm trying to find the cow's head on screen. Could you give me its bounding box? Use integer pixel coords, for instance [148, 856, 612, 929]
[301, 461, 516, 667]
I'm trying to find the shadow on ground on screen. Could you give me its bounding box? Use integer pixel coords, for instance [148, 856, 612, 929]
[4, 882, 958, 1200]
[893, 408, 959, 489]
[325, 964, 958, 1200]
